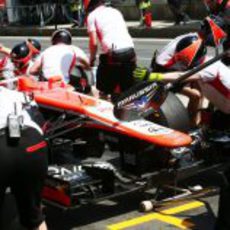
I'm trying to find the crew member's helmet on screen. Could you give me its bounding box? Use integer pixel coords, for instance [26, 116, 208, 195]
[200, 15, 227, 47]
[84, 0, 105, 13]
[26, 38, 41, 56]
[10, 42, 31, 69]
[51, 29, 72, 45]
[174, 35, 207, 68]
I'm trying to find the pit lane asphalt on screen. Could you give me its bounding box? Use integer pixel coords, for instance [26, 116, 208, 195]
[0, 37, 220, 230]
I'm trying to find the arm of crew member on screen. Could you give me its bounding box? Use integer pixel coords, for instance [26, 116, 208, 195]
[29, 59, 42, 76]
[78, 57, 91, 70]
[161, 72, 200, 83]
[89, 31, 98, 67]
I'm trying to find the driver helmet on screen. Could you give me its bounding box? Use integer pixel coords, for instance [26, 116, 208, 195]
[199, 15, 227, 47]
[10, 42, 31, 69]
[51, 29, 72, 45]
[174, 35, 207, 69]
[26, 38, 41, 57]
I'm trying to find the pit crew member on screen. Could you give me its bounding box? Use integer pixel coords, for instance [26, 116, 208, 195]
[151, 15, 227, 72]
[85, 0, 136, 99]
[134, 57, 230, 124]
[0, 87, 48, 230]
[29, 29, 90, 85]
[10, 42, 34, 76]
[135, 15, 227, 126]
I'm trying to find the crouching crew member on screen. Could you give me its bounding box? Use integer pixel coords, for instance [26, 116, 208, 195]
[29, 29, 90, 90]
[134, 55, 230, 127]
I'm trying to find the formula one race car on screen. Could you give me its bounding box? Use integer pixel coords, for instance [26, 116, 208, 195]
[13, 52, 229, 212]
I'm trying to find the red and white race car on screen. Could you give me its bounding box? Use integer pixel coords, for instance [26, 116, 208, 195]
[11, 67, 228, 212]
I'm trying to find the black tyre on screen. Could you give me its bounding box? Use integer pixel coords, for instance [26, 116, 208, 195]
[146, 92, 190, 132]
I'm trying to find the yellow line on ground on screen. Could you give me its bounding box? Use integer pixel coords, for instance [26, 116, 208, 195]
[155, 214, 194, 229]
[107, 213, 158, 230]
[161, 201, 204, 215]
[107, 201, 204, 230]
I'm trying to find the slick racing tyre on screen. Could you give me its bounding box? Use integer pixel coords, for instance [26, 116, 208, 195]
[146, 92, 190, 132]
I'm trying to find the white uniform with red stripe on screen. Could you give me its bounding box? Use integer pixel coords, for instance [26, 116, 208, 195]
[38, 44, 88, 83]
[199, 57, 230, 113]
[155, 33, 200, 71]
[87, 5, 134, 53]
[0, 87, 42, 133]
